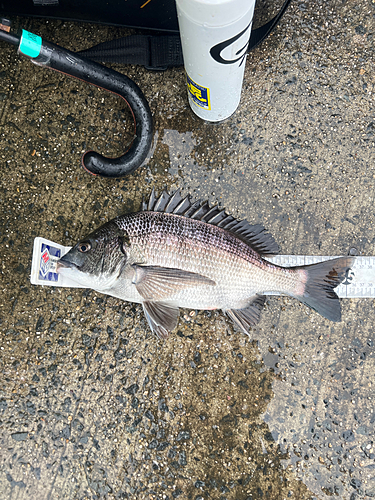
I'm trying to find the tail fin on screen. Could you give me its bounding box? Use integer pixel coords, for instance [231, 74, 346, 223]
[294, 257, 354, 322]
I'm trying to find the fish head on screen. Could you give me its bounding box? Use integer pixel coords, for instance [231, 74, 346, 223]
[56, 221, 129, 290]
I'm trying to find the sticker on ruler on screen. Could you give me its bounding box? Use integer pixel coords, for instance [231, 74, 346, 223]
[39, 242, 60, 282]
[19, 30, 42, 58]
[30, 237, 88, 288]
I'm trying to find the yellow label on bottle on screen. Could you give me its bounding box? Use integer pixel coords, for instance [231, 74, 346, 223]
[186, 74, 211, 110]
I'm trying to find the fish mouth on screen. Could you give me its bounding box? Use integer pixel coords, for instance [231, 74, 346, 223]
[56, 259, 77, 273]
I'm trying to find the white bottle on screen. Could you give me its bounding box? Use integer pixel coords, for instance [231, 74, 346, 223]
[176, 0, 256, 121]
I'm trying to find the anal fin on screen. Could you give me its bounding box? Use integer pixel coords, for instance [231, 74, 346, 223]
[226, 295, 266, 336]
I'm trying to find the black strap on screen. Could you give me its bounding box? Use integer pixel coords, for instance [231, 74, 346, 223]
[248, 0, 292, 50]
[77, 0, 292, 70]
[33, 0, 59, 4]
[78, 34, 183, 69]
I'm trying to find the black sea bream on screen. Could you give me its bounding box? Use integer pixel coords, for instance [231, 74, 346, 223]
[57, 190, 354, 338]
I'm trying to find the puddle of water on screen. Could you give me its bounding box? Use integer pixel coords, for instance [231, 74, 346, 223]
[258, 309, 375, 499]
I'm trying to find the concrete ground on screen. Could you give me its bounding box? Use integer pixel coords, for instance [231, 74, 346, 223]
[0, 0, 375, 499]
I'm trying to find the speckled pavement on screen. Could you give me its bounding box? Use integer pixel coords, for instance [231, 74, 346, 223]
[1, 1, 375, 499]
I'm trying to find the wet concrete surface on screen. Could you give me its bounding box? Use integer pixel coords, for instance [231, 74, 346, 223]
[0, 1, 375, 498]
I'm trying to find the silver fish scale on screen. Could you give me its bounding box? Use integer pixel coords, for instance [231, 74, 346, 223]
[114, 211, 299, 310]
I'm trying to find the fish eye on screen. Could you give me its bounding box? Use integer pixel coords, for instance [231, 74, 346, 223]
[78, 241, 91, 253]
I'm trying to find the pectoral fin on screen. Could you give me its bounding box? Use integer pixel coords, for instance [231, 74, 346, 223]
[132, 265, 215, 301]
[142, 301, 180, 339]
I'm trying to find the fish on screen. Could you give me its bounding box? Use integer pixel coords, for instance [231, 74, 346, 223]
[57, 189, 354, 339]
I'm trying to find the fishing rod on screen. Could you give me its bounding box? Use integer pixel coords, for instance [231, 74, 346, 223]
[0, 21, 153, 178]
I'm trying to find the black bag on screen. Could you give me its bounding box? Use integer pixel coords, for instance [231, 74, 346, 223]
[1, 0, 292, 69]
[1, 0, 180, 32]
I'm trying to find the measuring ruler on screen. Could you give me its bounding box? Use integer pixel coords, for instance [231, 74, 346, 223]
[31, 237, 88, 288]
[267, 255, 374, 298]
[31, 238, 374, 298]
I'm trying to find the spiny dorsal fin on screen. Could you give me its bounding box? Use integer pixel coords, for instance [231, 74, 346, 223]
[147, 188, 157, 211]
[153, 189, 170, 212]
[141, 189, 279, 256]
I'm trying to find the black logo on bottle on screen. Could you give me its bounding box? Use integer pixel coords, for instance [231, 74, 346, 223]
[210, 21, 252, 66]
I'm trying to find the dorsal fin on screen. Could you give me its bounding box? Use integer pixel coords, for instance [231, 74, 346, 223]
[141, 189, 279, 256]
[147, 188, 157, 211]
[190, 201, 210, 220]
[153, 189, 170, 212]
